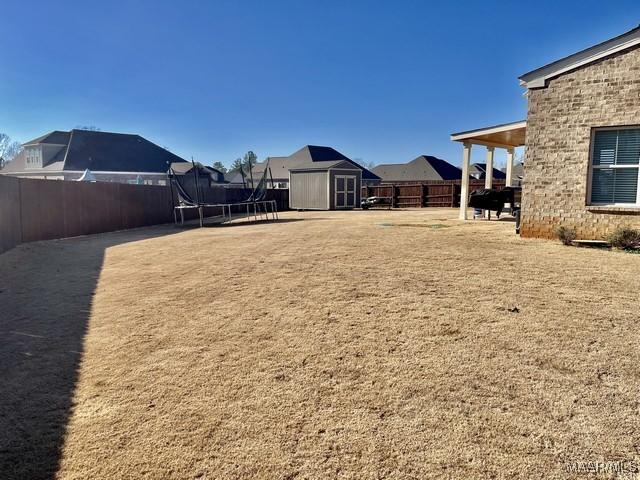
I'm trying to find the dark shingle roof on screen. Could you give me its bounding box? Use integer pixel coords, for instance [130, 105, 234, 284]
[23, 130, 71, 146]
[1, 129, 188, 174]
[289, 145, 380, 180]
[63, 130, 187, 172]
[372, 156, 462, 182]
[226, 146, 381, 184]
[470, 163, 507, 180]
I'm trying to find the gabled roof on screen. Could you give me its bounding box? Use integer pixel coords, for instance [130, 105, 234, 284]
[372, 155, 462, 182]
[501, 162, 524, 179]
[289, 145, 351, 162]
[470, 163, 506, 180]
[289, 145, 380, 180]
[23, 130, 71, 146]
[289, 159, 360, 171]
[520, 25, 640, 89]
[169, 162, 226, 182]
[1, 129, 188, 174]
[227, 145, 381, 184]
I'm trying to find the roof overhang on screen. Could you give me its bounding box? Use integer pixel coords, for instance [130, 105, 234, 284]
[450, 120, 526, 148]
[519, 25, 640, 89]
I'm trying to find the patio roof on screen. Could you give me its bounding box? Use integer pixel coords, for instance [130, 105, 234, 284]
[450, 120, 526, 221]
[450, 120, 526, 148]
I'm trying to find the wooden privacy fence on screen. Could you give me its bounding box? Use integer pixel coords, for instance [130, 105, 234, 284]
[362, 180, 506, 208]
[0, 176, 289, 255]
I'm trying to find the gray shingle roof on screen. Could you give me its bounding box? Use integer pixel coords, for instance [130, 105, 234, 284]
[372, 156, 462, 182]
[226, 145, 381, 184]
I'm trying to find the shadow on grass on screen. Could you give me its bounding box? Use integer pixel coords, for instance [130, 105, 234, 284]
[0, 226, 180, 480]
[174, 216, 329, 229]
[211, 218, 325, 228]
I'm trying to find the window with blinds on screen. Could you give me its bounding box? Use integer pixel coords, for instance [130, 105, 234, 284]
[590, 128, 640, 204]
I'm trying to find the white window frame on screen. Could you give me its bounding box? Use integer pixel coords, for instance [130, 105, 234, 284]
[587, 126, 640, 207]
[24, 146, 42, 169]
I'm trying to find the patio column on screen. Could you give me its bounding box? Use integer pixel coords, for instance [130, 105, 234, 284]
[459, 141, 472, 220]
[506, 147, 514, 187]
[485, 146, 494, 189]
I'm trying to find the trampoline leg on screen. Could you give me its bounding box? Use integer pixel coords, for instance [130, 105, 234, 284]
[199, 206, 203, 227]
[180, 209, 184, 225]
[173, 209, 177, 226]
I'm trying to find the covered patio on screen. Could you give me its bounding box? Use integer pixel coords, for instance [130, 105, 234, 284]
[451, 120, 526, 219]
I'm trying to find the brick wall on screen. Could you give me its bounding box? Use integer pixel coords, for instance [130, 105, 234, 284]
[521, 46, 640, 239]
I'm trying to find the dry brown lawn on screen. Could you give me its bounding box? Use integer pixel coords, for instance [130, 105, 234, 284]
[1, 208, 639, 479]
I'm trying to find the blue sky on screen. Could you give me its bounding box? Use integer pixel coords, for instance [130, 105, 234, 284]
[1, 1, 639, 168]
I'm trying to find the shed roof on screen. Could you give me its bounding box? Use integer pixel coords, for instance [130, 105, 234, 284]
[227, 145, 380, 184]
[290, 160, 360, 171]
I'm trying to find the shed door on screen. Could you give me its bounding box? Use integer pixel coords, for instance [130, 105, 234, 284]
[335, 175, 356, 208]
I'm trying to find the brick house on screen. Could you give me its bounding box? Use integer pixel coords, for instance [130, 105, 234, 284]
[519, 26, 640, 239]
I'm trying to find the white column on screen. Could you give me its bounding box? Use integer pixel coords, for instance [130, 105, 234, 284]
[485, 146, 494, 189]
[506, 147, 514, 187]
[459, 142, 472, 220]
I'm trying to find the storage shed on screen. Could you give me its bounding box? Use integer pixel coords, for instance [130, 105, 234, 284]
[289, 160, 362, 210]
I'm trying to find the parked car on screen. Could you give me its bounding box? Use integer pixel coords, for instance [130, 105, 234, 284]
[361, 196, 392, 210]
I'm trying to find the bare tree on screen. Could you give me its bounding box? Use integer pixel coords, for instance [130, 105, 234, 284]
[354, 157, 376, 170]
[0, 133, 22, 169]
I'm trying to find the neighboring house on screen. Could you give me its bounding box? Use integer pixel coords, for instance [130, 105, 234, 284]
[0, 129, 188, 185]
[170, 162, 226, 185]
[226, 157, 293, 189]
[519, 25, 640, 239]
[501, 162, 524, 185]
[227, 145, 381, 188]
[372, 155, 462, 183]
[469, 163, 507, 181]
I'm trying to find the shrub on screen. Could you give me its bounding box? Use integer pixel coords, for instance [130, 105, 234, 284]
[555, 226, 577, 246]
[608, 227, 640, 250]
